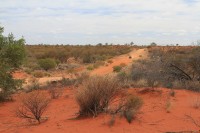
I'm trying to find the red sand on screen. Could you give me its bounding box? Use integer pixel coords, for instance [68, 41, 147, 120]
[1, 88, 200, 133]
[12, 71, 29, 80]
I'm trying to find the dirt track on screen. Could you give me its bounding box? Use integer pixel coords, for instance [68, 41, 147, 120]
[91, 48, 148, 75]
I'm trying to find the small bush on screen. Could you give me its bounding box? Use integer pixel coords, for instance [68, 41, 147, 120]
[74, 72, 90, 86]
[16, 91, 50, 124]
[32, 71, 45, 78]
[119, 63, 126, 67]
[59, 77, 75, 87]
[93, 61, 105, 68]
[38, 58, 56, 71]
[185, 81, 200, 92]
[123, 95, 143, 123]
[76, 76, 121, 117]
[107, 60, 113, 64]
[166, 100, 172, 113]
[113, 66, 122, 73]
[48, 88, 63, 99]
[191, 96, 200, 109]
[87, 65, 94, 71]
[26, 78, 40, 92]
[169, 89, 175, 97]
[33, 71, 50, 78]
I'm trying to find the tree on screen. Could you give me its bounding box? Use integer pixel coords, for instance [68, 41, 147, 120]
[0, 26, 26, 101]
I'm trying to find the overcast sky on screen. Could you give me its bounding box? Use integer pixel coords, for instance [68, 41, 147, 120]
[0, 0, 200, 45]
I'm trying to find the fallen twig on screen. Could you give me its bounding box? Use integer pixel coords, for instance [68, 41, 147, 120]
[185, 114, 200, 128]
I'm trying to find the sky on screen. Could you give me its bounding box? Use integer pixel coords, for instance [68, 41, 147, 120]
[0, 0, 200, 45]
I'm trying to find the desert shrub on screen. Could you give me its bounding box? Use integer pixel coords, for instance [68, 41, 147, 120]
[191, 96, 200, 109]
[185, 81, 200, 92]
[131, 60, 162, 89]
[16, 91, 50, 124]
[59, 77, 76, 87]
[108, 115, 116, 127]
[107, 60, 113, 64]
[117, 71, 129, 83]
[113, 66, 122, 73]
[119, 63, 126, 67]
[93, 61, 105, 68]
[32, 71, 45, 78]
[172, 80, 185, 89]
[26, 78, 40, 92]
[74, 72, 90, 86]
[48, 88, 63, 99]
[130, 79, 148, 88]
[165, 99, 172, 113]
[82, 52, 95, 63]
[24, 68, 32, 74]
[76, 76, 121, 117]
[87, 65, 94, 71]
[123, 95, 143, 123]
[38, 58, 56, 71]
[169, 89, 175, 97]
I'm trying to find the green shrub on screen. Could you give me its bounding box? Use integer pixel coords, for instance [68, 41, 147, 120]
[117, 71, 129, 83]
[87, 65, 94, 71]
[38, 58, 56, 71]
[113, 66, 122, 73]
[0, 26, 26, 101]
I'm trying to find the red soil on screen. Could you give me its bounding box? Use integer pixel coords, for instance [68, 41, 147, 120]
[12, 71, 29, 80]
[1, 88, 200, 133]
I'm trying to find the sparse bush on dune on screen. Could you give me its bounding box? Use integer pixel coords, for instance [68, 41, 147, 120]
[74, 72, 90, 86]
[76, 75, 143, 123]
[16, 91, 50, 124]
[32, 70, 50, 78]
[119, 63, 127, 67]
[76, 75, 122, 117]
[113, 66, 122, 73]
[107, 60, 113, 64]
[48, 88, 63, 99]
[38, 58, 57, 71]
[130, 59, 162, 89]
[59, 77, 76, 87]
[117, 71, 129, 82]
[110, 94, 143, 124]
[123, 95, 143, 123]
[191, 96, 200, 109]
[87, 65, 94, 71]
[26, 78, 40, 92]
